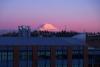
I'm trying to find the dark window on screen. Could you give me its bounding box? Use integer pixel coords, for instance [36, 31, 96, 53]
[56, 60, 67, 67]
[88, 47, 100, 65]
[0, 47, 13, 67]
[72, 47, 83, 67]
[38, 47, 51, 59]
[37, 60, 50, 67]
[56, 47, 67, 59]
[19, 47, 32, 67]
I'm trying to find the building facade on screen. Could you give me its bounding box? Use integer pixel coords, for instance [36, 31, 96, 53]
[0, 35, 100, 67]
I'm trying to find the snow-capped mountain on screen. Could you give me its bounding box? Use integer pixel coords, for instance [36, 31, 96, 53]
[38, 23, 58, 31]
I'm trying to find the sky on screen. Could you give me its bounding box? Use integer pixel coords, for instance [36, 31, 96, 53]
[0, 0, 100, 32]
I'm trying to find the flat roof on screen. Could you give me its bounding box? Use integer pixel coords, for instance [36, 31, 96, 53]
[0, 34, 86, 46]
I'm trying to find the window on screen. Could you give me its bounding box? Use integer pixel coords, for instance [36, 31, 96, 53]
[88, 48, 100, 65]
[72, 47, 83, 67]
[56, 60, 67, 67]
[0, 47, 13, 67]
[38, 60, 50, 67]
[56, 47, 67, 59]
[72, 47, 83, 54]
[8, 52, 13, 61]
[72, 59, 83, 67]
[38, 47, 51, 59]
[19, 47, 32, 67]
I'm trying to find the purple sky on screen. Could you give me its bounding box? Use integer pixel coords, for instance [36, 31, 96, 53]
[0, 0, 100, 32]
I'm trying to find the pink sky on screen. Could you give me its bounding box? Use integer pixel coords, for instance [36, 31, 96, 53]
[0, 0, 100, 32]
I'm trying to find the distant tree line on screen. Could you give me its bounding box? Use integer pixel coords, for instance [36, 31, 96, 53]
[0, 32, 18, 37]
[0, 31, 100, 41]
[31, 31, 78, 37]
[0, 31, 78, 37]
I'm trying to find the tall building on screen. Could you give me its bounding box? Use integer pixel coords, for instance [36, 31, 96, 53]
[0, 26, 100, 67]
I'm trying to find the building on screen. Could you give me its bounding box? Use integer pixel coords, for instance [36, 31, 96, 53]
[0, 26, 100, 67]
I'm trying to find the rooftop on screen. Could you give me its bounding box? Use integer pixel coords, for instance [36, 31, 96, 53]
[0, 33, 86, 46]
